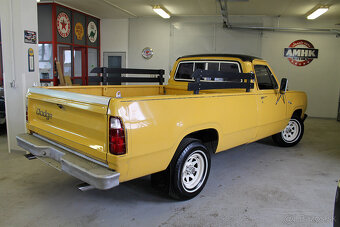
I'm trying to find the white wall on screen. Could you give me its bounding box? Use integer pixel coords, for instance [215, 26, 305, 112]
[170, 19, 262, 64]
[100, 19, 129, 66]
[0, 0, 40, 152]
[100, 16, 340, 118]
[128, 18, 171, 82]
[260, 16, 340, 118]
[262, 32, 340, 118]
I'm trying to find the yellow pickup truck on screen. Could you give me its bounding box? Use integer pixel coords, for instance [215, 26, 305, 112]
[17, 54, 307, 200]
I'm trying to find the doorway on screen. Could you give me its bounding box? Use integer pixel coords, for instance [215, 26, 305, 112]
[58, 46, 72, 80]
[58, 46, 88, 85]
[103, 52, 126, 85]
[73, 47, 86, 85]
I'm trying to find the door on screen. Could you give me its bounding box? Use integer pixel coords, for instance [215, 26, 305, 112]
[73, 47, 86, 85]
[88, 48, 99, 85]
[103, 52, 126, 85]
[58, 46, 72, 81]
[254, 62, 287, 139]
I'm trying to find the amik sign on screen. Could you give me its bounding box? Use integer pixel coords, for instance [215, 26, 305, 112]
[284, 40, 319, 67]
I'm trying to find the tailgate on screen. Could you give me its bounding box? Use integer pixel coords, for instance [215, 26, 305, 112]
[27, 88, 111, 163]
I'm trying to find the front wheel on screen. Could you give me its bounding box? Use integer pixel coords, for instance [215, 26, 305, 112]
[272, 116, 304, 147]
[169, 138, 211, 200]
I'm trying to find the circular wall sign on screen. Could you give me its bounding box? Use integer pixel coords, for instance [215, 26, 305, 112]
[142, 47, 154, 59]
[75, 22, 84, 40]
[57, 12, 71, 38]
[287, 40, 315, 67]
[87, 21, 97, 43]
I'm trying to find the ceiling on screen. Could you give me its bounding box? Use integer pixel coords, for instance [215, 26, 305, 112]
[41, 0, 340, 22]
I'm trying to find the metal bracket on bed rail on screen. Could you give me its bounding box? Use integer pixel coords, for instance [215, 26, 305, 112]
[90, 67, 165, 85]
[188, 69, 255, 94]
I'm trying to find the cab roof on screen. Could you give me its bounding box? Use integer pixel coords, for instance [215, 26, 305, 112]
[178, 54, 261, 62]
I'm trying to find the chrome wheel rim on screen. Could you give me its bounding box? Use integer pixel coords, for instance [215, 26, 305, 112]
[181, 150, 208, 193]
[281, 119, 301, 143]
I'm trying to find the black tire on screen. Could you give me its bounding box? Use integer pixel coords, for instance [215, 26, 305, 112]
[272, 115, 304, 147]
[334, 183, 340, 227]
[169, 138, 211, 200]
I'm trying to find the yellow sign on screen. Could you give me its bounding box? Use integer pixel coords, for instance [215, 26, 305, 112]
[28, 48, 34, 56]
[75, 22, 84, 40]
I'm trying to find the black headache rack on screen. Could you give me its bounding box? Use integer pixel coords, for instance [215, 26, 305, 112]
[90, 67, 165, 85]
[187, 69, 255, 94]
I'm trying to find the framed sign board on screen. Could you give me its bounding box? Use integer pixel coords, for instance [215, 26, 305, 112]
[24, 30, 37, 44]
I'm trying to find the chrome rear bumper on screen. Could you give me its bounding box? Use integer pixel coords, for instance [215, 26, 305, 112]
[16, 133, 120, 190]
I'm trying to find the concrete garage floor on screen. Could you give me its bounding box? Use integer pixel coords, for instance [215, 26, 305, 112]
[0, 118, 339, 227]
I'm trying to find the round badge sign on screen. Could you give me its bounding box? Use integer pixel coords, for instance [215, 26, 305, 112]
[284, 40, 318, 67]
[57, 12, 71, 38]
[75, 22, 84, 40]
[87, 21, 97, 43]
[142, 47, 154, 59]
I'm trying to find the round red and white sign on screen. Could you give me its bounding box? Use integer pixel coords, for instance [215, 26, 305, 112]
[286, 40, 315, 67]
[57, 12, 71, 38]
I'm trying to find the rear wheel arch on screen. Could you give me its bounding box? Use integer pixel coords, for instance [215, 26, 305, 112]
[151, 129, 218, 199]
[183, 128, 219, 154]
[170, 128, 218, 168]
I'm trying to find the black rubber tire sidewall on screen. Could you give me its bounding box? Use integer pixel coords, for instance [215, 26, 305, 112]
[170, 139, 211, 200]
[272, 116, 304, 147]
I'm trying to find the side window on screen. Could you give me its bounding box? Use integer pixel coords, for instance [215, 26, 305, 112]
[254, 65, 278, 90]
[176, 62, 194, 80]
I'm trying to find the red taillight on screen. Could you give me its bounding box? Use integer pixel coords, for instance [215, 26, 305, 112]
[109, 117, 126, 155]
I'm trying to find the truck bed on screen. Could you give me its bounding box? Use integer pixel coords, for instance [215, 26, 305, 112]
[45, 85, 166, 98]
[45, 84, 248, 98]
[26, 84, 252, 167]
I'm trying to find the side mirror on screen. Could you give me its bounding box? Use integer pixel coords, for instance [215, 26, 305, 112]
[280, 78, 288, 94]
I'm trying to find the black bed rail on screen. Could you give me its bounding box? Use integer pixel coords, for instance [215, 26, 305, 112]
[90, 67, 165, 85]
[187, 69, 255, 94]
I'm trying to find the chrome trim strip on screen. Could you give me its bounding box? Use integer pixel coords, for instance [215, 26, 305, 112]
[28, 87, 111, 106]
[33, 133, 109, 168]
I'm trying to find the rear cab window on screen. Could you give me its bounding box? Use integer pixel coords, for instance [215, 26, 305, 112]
[175, 61, 242, 82]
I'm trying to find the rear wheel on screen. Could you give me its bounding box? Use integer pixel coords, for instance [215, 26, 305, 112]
[272, 115, 304, 147]
[169, 138, 211, 200]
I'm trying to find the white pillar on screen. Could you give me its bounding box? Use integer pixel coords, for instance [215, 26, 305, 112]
[0, 0, 40, 152]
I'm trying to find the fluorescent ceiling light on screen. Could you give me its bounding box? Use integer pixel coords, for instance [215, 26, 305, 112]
[307, 7, 329, 20]
[153, 5, 170, 19]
